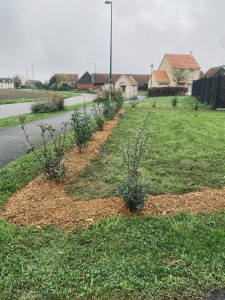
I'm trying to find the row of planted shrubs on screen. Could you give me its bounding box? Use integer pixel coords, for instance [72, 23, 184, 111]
[148, 86, 188, 97]
[20, 89, 151, 212]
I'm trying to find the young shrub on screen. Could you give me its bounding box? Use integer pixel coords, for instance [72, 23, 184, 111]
[51, 94, 64, 110]
[152, 100, 157, 108]
[71, 106, 95, 152]
[192, 99, 199, 110]
[118, 111, 151, 212]
[19, 116, 68, 179]
[129, 98, 139, 108]
[102, 101, 117, 120]
[171, 96, 178, 108]
[31, 101, 57, 113]
[95, 114, 105, 131]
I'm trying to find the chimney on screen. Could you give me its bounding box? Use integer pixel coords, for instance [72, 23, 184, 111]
[190, 51, 193, 58]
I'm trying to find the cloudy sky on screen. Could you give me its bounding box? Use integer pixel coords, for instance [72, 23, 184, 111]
[0, 0, 225, 82]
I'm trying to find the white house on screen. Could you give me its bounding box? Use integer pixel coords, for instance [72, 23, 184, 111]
[0, 78, 13, 89]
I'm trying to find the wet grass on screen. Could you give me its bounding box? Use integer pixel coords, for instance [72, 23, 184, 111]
[0, 212, 224, 299]
[68, 108, 225, 199]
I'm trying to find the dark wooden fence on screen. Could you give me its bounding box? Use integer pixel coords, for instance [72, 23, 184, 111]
[192, 75, 225, 109]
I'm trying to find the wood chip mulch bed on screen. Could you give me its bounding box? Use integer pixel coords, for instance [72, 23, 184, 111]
[1, 108, 225, 231]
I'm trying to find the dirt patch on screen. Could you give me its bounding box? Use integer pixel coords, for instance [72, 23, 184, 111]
[1, 108, 225, 230]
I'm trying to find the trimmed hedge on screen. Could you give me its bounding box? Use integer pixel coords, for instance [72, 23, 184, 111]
[148, 86, 188, 97]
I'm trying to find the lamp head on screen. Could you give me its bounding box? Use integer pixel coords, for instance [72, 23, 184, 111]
[105, 1, 112, 4]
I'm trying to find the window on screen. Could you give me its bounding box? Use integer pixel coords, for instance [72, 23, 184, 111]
[189, 70, 194, 80]
[73, 81, 76, 83]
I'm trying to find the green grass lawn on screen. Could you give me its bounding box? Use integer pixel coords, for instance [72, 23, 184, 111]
[0, 102, 94, 130]
[125, 95, 212, 110]
[0, 212, 224, 299]
[68, 108, 225, 199]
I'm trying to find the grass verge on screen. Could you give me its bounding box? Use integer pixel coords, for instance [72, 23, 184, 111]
[0, 102, 94, 130]
[0, 212, 224, 299]
[68, 108, 225, 199]
[125, 95, 212, 110]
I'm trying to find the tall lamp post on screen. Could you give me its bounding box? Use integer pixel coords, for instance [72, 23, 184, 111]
[93, 62, 96, 74]
[150, 64, 154, 87]
[105, 1, 112, 102]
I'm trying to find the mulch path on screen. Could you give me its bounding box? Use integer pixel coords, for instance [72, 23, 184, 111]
[1, 108, 225, 231]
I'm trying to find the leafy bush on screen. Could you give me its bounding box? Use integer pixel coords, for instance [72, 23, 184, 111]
[171, 96, 178, 108]
[102, 101, 117, 120]
[192, 99, 199, 110]
[95, 114, 105, 131]
[152, 100, 156, 108]
[57, 81, 73, 91]
[51, 94, 64, 110]
[31, 101, 57, 113]
[71, 106, 95, 152]
[20, 116, 68, 179]
[118, 111, 151, 212]
[31, 95, 64, 113]
[129, 98, 139, 108]
[148, 86, 188, 97]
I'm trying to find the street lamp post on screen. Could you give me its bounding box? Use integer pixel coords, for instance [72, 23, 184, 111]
[150, 64, 154, 87]
[93, 62, 96, 74]
[105, 1, 112, 102]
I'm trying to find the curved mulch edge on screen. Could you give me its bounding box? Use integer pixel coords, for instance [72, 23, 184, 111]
[0, 107, 224, 231]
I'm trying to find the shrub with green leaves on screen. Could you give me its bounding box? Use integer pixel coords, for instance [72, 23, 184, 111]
[20, 116, 68, 179]
[31, 101, 57, 113]
[118, 111, 151, 212]
[95, 114, 105, 131]
[71, 106, 95, 152]
[171, 96, 178, 108]
[102, 101, 117, 120]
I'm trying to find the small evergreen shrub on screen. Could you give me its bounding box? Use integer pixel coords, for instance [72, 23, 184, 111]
[152, 100, 157, 108]
[118, 111, 151, 212]
[31, 101, 57, 113]
[129, 98, 139, 108]
[171, 96, 178, 108]
[19, 116, 68, 179]
[71, 106, 95, 152]
[95, 114, 105, 131]
[102, 101, 117, 120]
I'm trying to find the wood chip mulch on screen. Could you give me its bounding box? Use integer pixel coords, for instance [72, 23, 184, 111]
[1, 108, 224, 231]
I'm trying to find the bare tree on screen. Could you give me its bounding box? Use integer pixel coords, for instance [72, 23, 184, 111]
[172, 68, 188, 86]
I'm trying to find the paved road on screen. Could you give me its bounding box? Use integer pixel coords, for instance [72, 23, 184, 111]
[0, 94, 96, 118]
[0, 106, 93, 169]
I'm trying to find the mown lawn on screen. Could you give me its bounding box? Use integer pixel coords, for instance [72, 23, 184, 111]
[125, 95, 212, 110]
[68, 108, 225, 198]
[0, 213, 224, 299]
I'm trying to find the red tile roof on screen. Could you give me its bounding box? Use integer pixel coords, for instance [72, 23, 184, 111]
[204, 66, 224, 78]
[125, 75, 138, 85]
[54, 73, 79, 82]
[92, 73, 150, 85]
[165, 54, 200, 69]
[153, 71, 170, 83]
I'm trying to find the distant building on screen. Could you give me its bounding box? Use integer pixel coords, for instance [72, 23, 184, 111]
[0, 78, 13, 89]
[204, 66, 225, 78]
[92, 73, 150, 90]
[77, 71, 92, 90]
[25, 80, 36, 88]
[149, 53, 201, 94]
[54, 73, 79, 88]
[115, 75, 138, 99]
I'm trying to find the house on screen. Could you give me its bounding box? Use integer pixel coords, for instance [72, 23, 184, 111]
[0, 78, 13, 89]
[148, 53, 201, 93]
[77, 71, 92, 90]
[54, 73, 79, 88]
[204, 66, 225, 78]
[92, 73, 150, 90]
[25, 80, 36, 88]
[115, 75, 138, 99]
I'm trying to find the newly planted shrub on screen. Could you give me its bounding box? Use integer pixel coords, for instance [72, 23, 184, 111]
[171, 96, 178, 108]
[118, 111, 151, 212]
[129, 98, 139, 108]
[71, 106, 95, 152]
[152, 100, 157, 108]
[95, 114, 105, 131]
[20, 116, 68, 179]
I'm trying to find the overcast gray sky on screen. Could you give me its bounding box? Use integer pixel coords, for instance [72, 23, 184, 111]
[0, 0, 225, 82]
